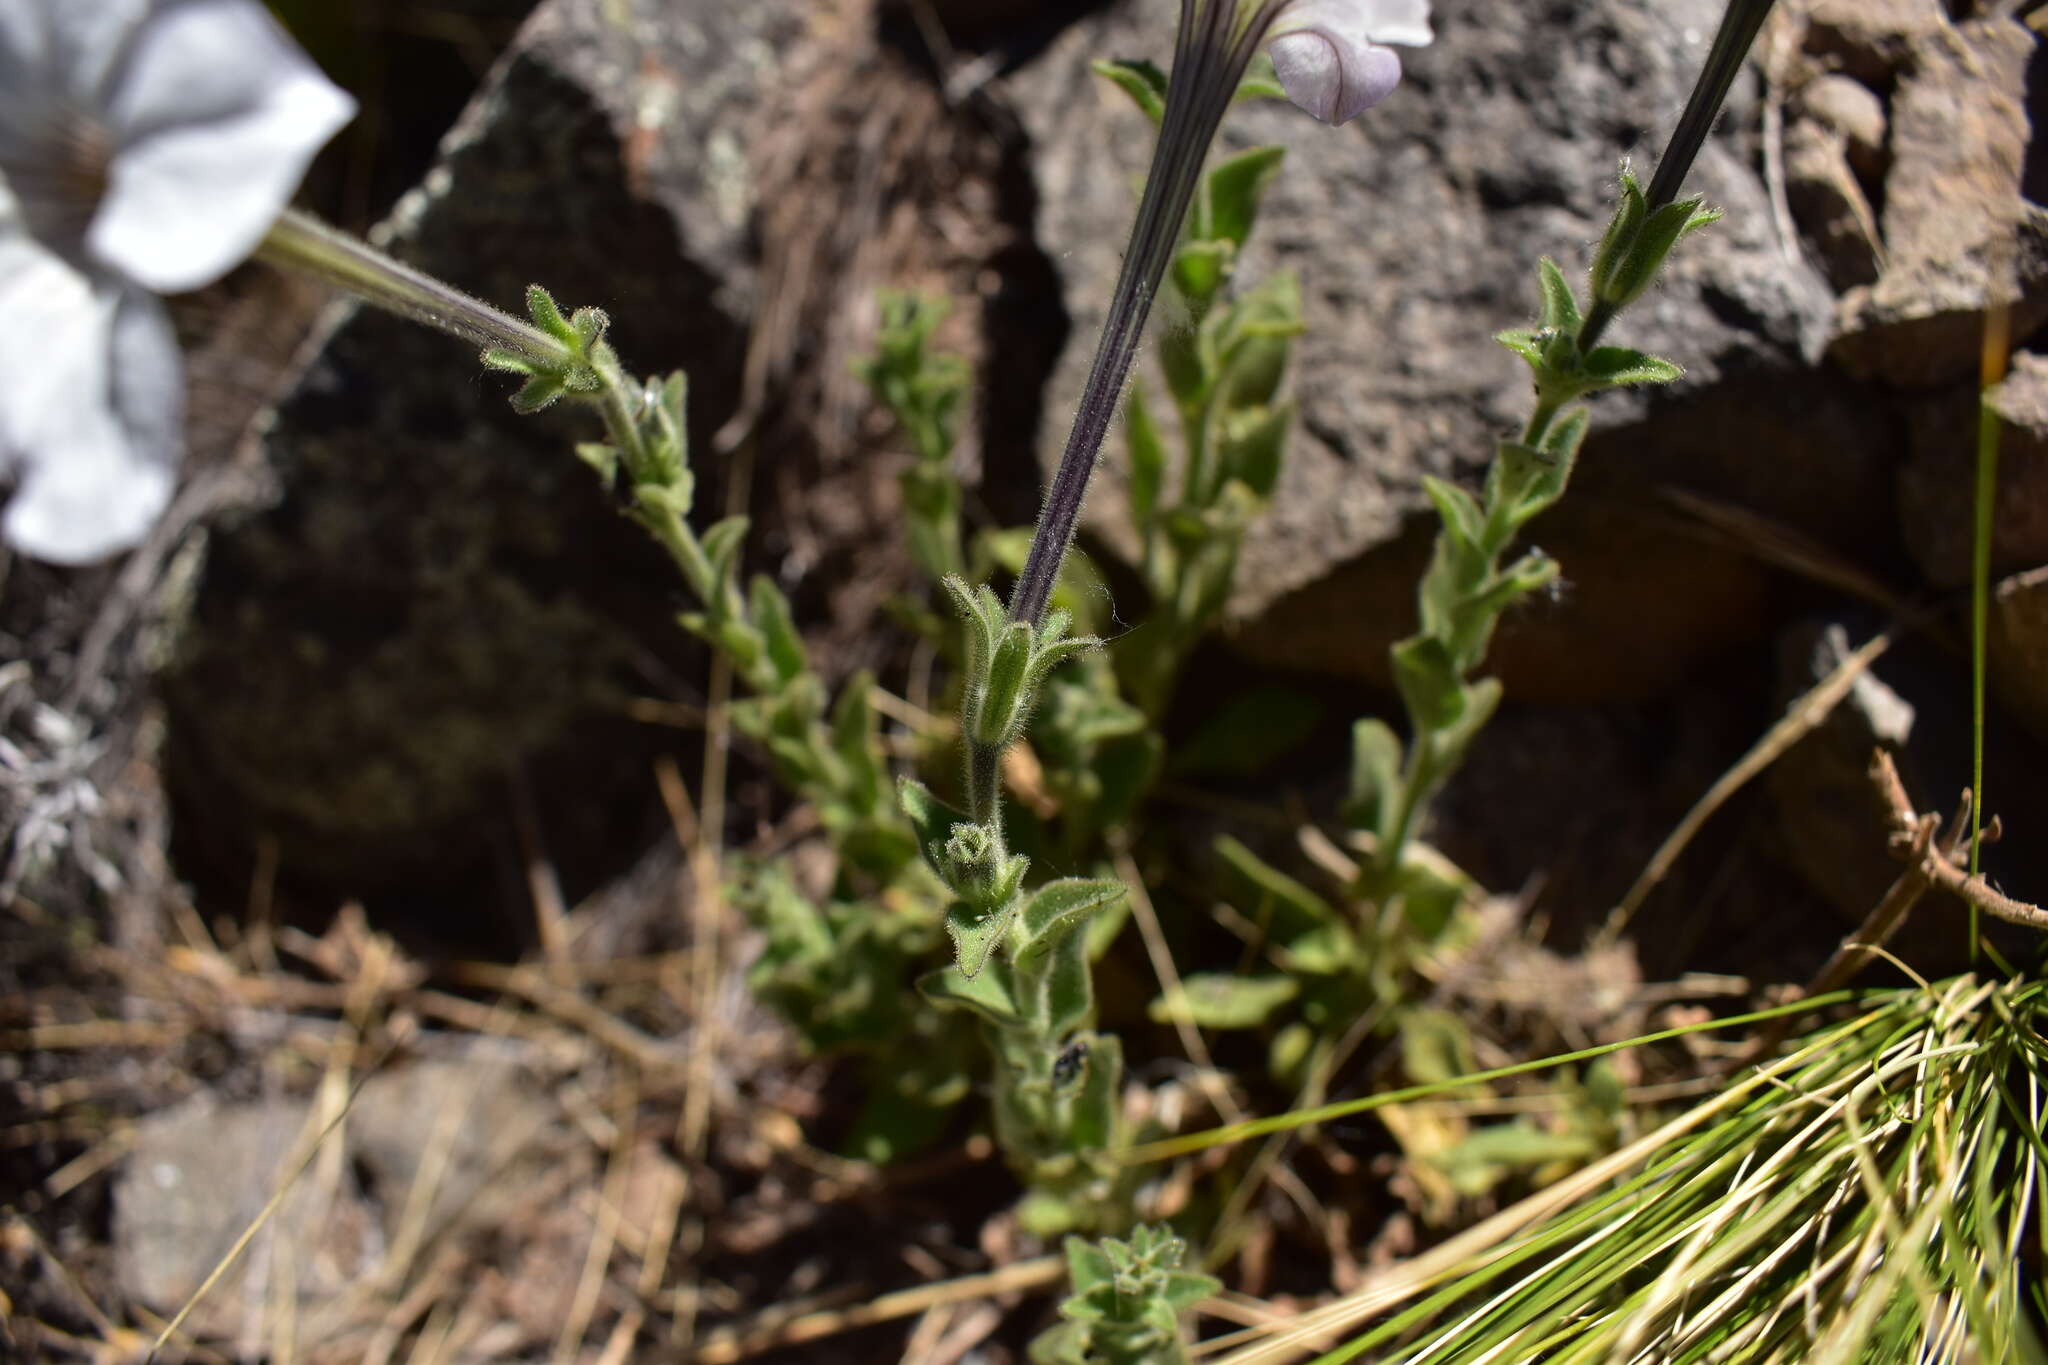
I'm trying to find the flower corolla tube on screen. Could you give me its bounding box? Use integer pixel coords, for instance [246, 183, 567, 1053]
[0, 0, 353, 564]
[1008, 0, 1432, 626]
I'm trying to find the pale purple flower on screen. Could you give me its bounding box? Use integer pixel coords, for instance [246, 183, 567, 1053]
[1269, 0, 1433, 125]
[0, 0, 353, 564]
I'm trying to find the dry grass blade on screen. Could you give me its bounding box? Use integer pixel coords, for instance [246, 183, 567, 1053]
[146, 1048, 393, 1361]
[1209, 974, 2046, 1364]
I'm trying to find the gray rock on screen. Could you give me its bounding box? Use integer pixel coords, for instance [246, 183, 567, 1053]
[114, 1094, 385, 1340]
[1802, 0, 1948, 86]
[1795, 74, 1887, 184]
[1783, 108, 1882, 291]
[162, 0, 808, 911]
[1828, 16, 2048, 390]
[114, 1051, 557, 1344]
[1005, 0, 1836, 621]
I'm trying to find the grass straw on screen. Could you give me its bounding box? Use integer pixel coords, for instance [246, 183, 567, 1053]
[1210, 974, 2046, 1363]
[1971, 289, 2011, 932]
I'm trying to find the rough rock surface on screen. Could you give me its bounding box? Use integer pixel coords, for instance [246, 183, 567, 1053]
[114, 1051, 563, 1346]
[1828, 15, 2048, 389]
[1007, 0, 1836, 627]
[160, 0, 812, 922]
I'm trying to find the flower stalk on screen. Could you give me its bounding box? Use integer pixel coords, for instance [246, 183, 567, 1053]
[1010, 0, 1428, 627]
[257, 209, 569, 367]
[1576, 0, 1777, 351]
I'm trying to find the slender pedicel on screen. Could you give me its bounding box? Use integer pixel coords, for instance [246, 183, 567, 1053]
[1011, 0, 1427, 626]
[258, 209, 569, 366]
[1578, 0, 1777, 350]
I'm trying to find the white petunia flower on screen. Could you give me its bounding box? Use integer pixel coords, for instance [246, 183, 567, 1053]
[1268, 0, 1433, 125]
[0, 0, 353, 564]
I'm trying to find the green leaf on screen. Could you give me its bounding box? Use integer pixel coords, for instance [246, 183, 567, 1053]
[574, 441, 619, 484]
[1171, 238, 1234, 313]
[1345, 717, 1405, 834]
[699, 516, 750, 593]
[1215, 835, 1336, 929]
[1600, 194, 1716, 309]
[970, 621, 1037, 747]
[1402, 1008, 1478, 1085]
[1389, 855, 1472, 942]
[1042, 918, 1096, 1036]
[1424, 676, 1503, 775]
[1063, 1234, 1116, 1296]
[1438, 1122, 1598, 1195]
[526, 284, 575, 344]
[1421, 476, 1486, 555]
[1091, 57, 1167, 125]
[1536, 257, 1581, 334]
[1391, 636, 1465, 732]
[510, 371, 567, 414]
[830, 673, 884, 809]
[1541, 406, 1591, 461]
[1589, 166, 1647, 305]
[1282, 923, 1359, 975]
[1150, 973, 1300, 1029]
[1201, 144, 1287, 250]
[945, 898, 1020, 979]
[1168, 686, 1321, 779]
[1581, 346, 1682, 387]
[1212, 272, 1302, 415]
[748, 576, 807, 683]
[1499, 409, 1588, 531]
[1217, 400, 1293, 503]
[918, 960, 1022, 1027]
[1494, 328, 1546, 368]
[1066, 1031, 1122, 1151]
[569, 305, 609, 350]
[481, 346, 539, 376]
[899, 779, 970, 876]
[1015, 879, 1127, 969]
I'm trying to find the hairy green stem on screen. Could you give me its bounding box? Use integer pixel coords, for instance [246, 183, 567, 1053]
[257, 209, 566, 364]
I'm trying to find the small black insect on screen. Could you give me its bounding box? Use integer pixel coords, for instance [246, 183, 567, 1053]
[1052, 1039, 1089, 1089]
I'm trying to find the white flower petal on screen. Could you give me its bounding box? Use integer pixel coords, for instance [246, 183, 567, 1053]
[90, 0, 354, 292]
[1274, 0, 1433, 50]
[1270, 31, 1403, 124]
[3, 421, 177, 564]
[0, 235, 182, 564]
[0, 234, 109, 458]
[1268, 0, 1427, 124]
[0, 0, 152, 106]
[106, 277, 184, 485]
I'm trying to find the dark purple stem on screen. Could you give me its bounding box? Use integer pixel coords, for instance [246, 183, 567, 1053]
[1578, 0, 1777, 351]
[1008, 0, 1288, 626]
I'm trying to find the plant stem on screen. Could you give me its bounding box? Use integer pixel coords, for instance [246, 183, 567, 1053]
[257, 209, 566, 365]
[1578, 0, 1779, 352]
[1009, 4, 1276, 627]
